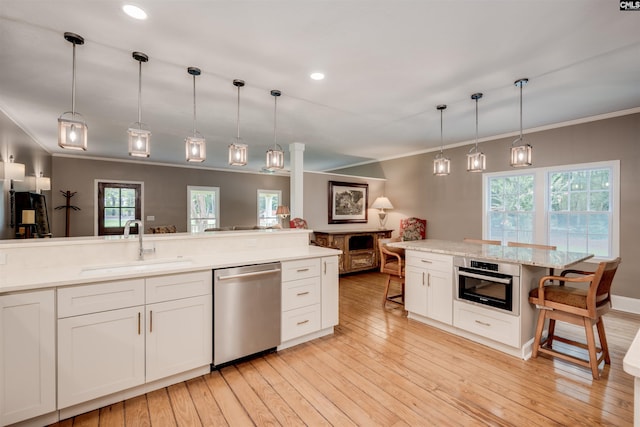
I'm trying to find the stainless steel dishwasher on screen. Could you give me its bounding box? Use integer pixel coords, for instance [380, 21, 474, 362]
[213, 262, 281, 366]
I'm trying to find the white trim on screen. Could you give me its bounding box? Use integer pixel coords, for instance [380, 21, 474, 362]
[93, 179, 144, 236]
[612, 295, 640, 315]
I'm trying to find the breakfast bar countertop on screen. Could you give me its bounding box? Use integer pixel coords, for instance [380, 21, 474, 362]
[388, 239, 593, 269]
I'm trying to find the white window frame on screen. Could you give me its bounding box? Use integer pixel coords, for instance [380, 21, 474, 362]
[483, 160, 620, 261]
[187, 186, 220, 232]
[257, 189, 281, 227]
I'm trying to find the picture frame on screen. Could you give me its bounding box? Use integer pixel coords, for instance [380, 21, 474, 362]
[328, 181, 368, 224]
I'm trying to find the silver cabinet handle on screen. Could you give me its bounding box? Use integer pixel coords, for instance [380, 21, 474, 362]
[138, 312, 141, 335]
[297, 291, 310, 296]
[149, 310, 153, 333]
[297, 319, 309, 326]
[422, 272, 425, 286]
[427, 273, 431, 287]
[421, 259, 433, 264]
[475, 320, 491, 327]
[324, 262, 326, 274]
[297, 268, 310, 273]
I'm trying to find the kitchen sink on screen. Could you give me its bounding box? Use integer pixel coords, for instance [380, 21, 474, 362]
[80, 258, 193, 276]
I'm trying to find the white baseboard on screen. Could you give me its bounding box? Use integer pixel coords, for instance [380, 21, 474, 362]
[612, 295, 640, 315]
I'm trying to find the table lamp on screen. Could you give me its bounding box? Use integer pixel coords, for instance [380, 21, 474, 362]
[276, 205, 290, 228]
[371, 196, 394, 229]
[21, 209, 36, 238]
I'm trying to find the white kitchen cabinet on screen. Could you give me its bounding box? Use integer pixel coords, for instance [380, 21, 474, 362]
[57, 306, 145, 408]
[146, 295, 212, 382]
[57, 271, 212, 409]
[321, 256, 339, 329]
[281, 258, 321, 342]
[405, 252, 453, 325]
[1, 290, 56, 426]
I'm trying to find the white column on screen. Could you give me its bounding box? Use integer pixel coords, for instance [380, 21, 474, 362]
[289, 142, 305, 219]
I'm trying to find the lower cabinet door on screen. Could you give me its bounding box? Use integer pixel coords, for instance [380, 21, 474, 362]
[404, 266, 427, 316]
[146, 295, 212, 382]
[1, 290, 56, 425]
[57, 306, 145, 409]
[427, 269, 453, 325]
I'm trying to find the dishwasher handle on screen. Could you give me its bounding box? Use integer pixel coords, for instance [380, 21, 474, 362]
[217, 268, 281, 281]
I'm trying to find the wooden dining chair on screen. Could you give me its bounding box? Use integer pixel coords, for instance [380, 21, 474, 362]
[463, 238, 501, 245]
[507, 241, 557, 250]
[379, 238, 405, 306]
[528, 257, 621, 379]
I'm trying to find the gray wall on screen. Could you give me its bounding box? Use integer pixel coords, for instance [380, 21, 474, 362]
[333, 113, 640, 299]
[51, 157, 290, 236]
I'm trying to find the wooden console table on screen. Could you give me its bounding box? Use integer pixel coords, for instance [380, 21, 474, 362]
[313, 229, 392, 274]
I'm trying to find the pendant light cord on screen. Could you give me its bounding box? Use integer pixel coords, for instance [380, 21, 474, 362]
[273, 95, 278, 149]
[439, 108, 444, 153]
[137, 60, 142, 126]
[518, 82, 523, 140]
[192, 74, 197, 136]
[71, 42, 76, 116]
[236, 85, 241, 140]
[474, 97, 479, 151]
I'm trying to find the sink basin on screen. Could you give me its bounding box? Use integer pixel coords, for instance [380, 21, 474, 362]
[80, 258, 193, 276]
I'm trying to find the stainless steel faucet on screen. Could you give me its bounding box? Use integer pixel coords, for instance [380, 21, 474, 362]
[124, 219, 155, 260]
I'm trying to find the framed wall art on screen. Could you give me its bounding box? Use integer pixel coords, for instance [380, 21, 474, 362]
[328, 181, 368, 224]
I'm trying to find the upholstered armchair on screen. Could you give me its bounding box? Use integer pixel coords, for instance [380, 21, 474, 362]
[399, 217, 427, 241]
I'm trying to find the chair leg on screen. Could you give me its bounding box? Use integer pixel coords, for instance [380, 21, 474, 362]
[584, 317, 600, 379]
[596, 317, 611, 365]
[532, 309, 546, 358]
[547, 319, 556, 348]
[382, 274, 392, 306]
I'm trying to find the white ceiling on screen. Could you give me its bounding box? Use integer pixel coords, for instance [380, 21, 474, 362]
[1, 1, 639, 173]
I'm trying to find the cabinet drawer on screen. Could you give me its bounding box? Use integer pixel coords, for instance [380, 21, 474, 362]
[406, 252, 452, 273]
[281, 304, 321, 342]
[453, 301, 519, 347]
[146, 271, 212, 304]
[282, 277, 320, 311]
[281, 259, 320, 282]
[58, 279, 145, 318]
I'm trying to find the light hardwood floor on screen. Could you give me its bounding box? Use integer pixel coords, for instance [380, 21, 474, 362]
[51, 271, 640, 426]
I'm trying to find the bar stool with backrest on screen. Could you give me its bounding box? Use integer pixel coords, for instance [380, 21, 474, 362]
[528, 257, 621, 379]
[380, 217, 427, 306]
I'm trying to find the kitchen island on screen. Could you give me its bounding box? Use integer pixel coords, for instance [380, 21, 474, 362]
[388, 239, 593, 359]
[0, 229, 340, 426]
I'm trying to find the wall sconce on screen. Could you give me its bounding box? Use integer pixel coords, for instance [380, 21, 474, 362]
[510, 78, 532, 167]
[36, 172, 51, 193]
[229, 79, 248, 166]
[58, 32, 88, 151]
[185, 67, 206, 162]
[276, 205, 290, 227]
[265, 90, 284, 171]
[371, 196, 394, 229]
[128, 51, 151, 158]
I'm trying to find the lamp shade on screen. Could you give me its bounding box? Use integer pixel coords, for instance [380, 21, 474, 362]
[0, 160, 25, 181]
[36, 175, 51, 191]
[276, 205, 290, 216]
[21, 210, 35, 225]
[371, 196, 394, 210]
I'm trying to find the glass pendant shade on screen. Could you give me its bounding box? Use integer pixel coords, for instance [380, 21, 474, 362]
[128, 126, 151, 157]
[229, 79, 248, 166]
[185, 67, 206, 162]
[467, 150, 486, 172]
[510, 78, 532, 167]
[433, 153, 451, 176]
[58, 32, 88, 150]
[510, 142, 532, 167]
[186, 135, 206, 162]
[229, 142, 248, 165]
[58, 114, 88, 150]
[265, 146, 284, 170]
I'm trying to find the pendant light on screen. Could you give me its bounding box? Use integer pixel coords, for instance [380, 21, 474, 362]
[433, 104, 450, 176]
[265, 89, 284, 171]
[128, 52, 151, 157]
[185, 67, 206, 162]
[510, 78, 532, 167]
[229, 79, 248, 166]
[467, 92, 486, 172]
[58, 32, 88, 150]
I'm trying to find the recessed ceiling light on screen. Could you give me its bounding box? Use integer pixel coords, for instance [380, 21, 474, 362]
[310, 72, 325, 81]
[123, 5, 147, 20]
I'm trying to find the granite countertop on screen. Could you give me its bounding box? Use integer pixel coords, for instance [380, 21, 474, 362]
[388, 239, 593, 269]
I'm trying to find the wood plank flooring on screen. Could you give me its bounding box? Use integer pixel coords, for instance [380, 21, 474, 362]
[51, 271, 640, 426]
